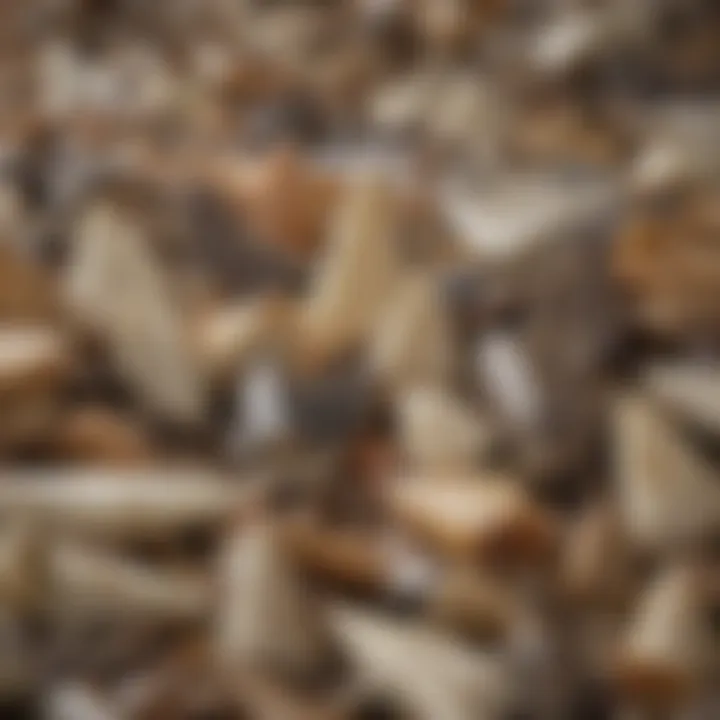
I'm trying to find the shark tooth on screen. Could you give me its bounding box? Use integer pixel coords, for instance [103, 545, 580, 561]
[397, 385, 490, 474]
[614, 395, 720, 551]
[45, 681, 123, 720]
[329, 604, 510, 720]
[65, 201, 206, 424]
[215, 521, 335, 680]
[370, 272, 455, 392]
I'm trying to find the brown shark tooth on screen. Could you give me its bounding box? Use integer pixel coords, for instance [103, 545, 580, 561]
[644, 362, 720, 436]
[370, 271, 455, 392]
[0, 469, 246, 541]
[328, 604, 510, 720]
[396, 386, 491, 475]
[0, 523, 41, 611]
[49, 542, 209, 623]
[215, 520, 336, 682]
[299, 176, 402, 371]
[614, 394, 720, 552]
[386, 475, 557, 566]
[613, 564, 713, 709]
[65, 200, 207, 424]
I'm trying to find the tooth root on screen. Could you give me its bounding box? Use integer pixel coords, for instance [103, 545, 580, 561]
[65, 202, 206, 424]
[215, 521, 334, 680]
[386, 476, 556, 565]
[614, 564, 711, 707]
[300, 177, 401, 369]
[614, 395, 720, 551]
[397, 386, 491, 474]
[371, 271, 455, 392]
[328, 604, 510, 720]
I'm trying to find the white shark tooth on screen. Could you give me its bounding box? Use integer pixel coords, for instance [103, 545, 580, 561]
[300, 176, 401, 369]
[370, 272, 455, 391]
[328, 604, 510, 720]
[50, 542, 209, 622]
[645, 363, 720, 435]
[215, 521, 334, 679]
[0, 469, 244, 540]
[397, 385, 490, 474]
[65, 202, 206, 424]
[614, 395, 720, 551]
[614, 564, 712, 707]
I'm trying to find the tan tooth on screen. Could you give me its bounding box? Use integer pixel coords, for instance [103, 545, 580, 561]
[0, 470, 245, 539]
[0, 523, 41, 610]
[65, 201, 206, 424]
[299, 177, 401, 370]
[613, 564, 712, 707]
[397, 386, 490, 474]
[370, 272, 455, 391]
[215, 521, 335, 680]
[193, 295, 296, 380]
[645, 363, 720, 435]
[386, 475, 556, 565]
[0, 244, 60, 323]
[328, 604, 510, 720]
[614, 395, 720, 551]
[50, 542, 209, 622]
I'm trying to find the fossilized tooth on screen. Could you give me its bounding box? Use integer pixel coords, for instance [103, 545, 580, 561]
[215, 520, 335, 680]
[65, 201, 207, 424]
[48, 406, 154, 465]
[614, 394, 720, 551]
[613, 564, 713, 707]
[0, 470, 245, 540]
[193, 295, 296, 380]
[328, 604, 510, 720]
[0, 243, 60, 322]
[299, 175, 402, 370]
[370, 272, 455, 392]
[386, 475, 557, 564]
[396, 386, 491, 474]
[369, 71, 438, 138]
[49, 542, 209, 622]
[561, 501, 634, 609]
[45, 681, 124, 720]
[0, 523, 41, 610]
[644, 363, 720, 436]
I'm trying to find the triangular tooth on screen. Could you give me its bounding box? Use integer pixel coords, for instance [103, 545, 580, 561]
[329, 604, 510, 720]
[397, 386, 491, 474]
[370, 272, 455, 391]
[215, 521, 334, 680]
[644, 363, 720, 435]
[65, 201, 206, 424]
[300, 177, 401, 369]
[614, 395, 720, 551]
[0, 523, 41, 610]
[613, 564, 712, 707]
[386, 475, 556, 565]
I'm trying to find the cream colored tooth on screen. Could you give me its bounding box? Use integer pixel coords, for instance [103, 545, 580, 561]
[614, 395, 720, 551]
[300, 177, 401, 368]
[0, 470, 244, 539]
[645, 363, 720, 435]
[0, 326, 69, 393]
[386, 475, 556, 564]
[328, 604, 510, 720]
[50, 542, 209, 622]
[65, 202, 206, 424]
[370, 272, 455, 391]
[397, 386, 490, 474]
[45, 681, 125, 720]
[614, 564, 712, 707]
[215, 521, 334, 679]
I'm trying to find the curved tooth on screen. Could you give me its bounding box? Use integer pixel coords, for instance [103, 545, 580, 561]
[50, 542, 209, 622]
[370, 272, 455, 391]
[614, 395, 720, 551]
[65, 202, 206, 424]
[645, 363, 720, 435]
[397, 386, 490, 474]
[300, 176, 401, 369]
[329, 604, 510, 720]
[614, 564, 712, 707]
[0, 469, 244, 540]
[215, 521, 334, 680]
